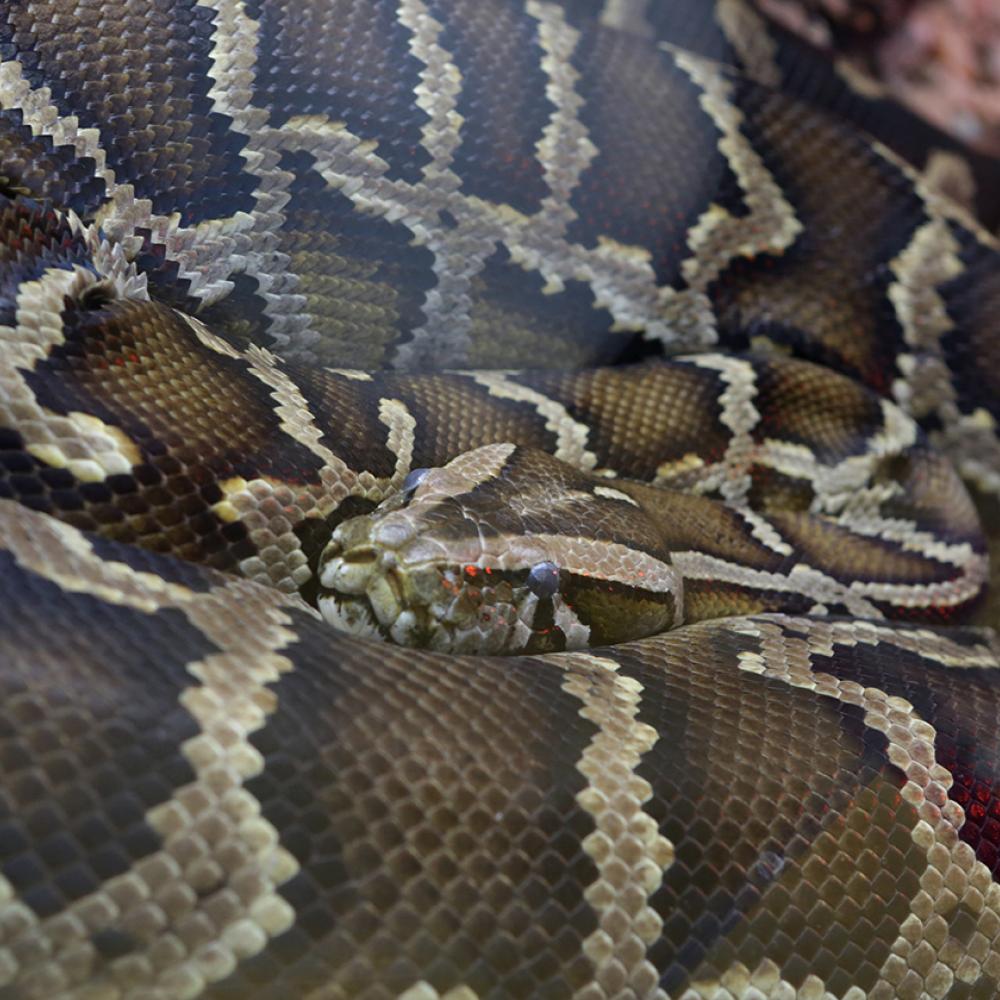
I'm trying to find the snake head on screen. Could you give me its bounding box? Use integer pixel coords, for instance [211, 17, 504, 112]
[316, 443, 682, 654]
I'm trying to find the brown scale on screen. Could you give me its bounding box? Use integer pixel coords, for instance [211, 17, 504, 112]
[750, 356, 888, 461]
[563, 24, 741, 285]
[286, 367, 562, 479]
[936, 222, 1000, 438]
[14, 297, 325, 571]
[711, 79, 924, 393]
[461, 249, 626, 371]
[561, 574, 678, 649]
[870, 447, 986, 547]
[0, 544, 212, 919]
[422, 0, 555, 215]
[972, 489, 1000, 629]
[386, 372, 561, 465]
[769, 510, 966, 586]
[0, 112, 105, 216]
[277, 158, 437, 368]
[817, 628, 1000, 884]
[612, 626, 928, 996]
[1, 0, 253, 224]
[251, 0, 431, 180]
[0, 198, 84, 276]
[194, 273, 275, 355]
[681, 577, 817, 620]
[746, 466, 817, 513]
[522, 361, 732, 479]
[239, 619, 608, 995]
[701, 777, 927, 995]
[277, 365, 405, 480]
[615, 482, 790, 571]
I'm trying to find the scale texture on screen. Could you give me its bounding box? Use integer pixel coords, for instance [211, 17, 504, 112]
[1, 1, 1000, 998]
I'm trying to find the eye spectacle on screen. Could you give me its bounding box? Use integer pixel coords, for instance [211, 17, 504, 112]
[401, 467, 430, 500]
[526, 561, 560, 599]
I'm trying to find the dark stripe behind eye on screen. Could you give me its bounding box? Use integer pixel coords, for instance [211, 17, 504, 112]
[564, 575, 676, 647]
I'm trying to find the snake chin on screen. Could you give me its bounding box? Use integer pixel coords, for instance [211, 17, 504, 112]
[316, 592, 387, 643]
[316, 566, 532, 654]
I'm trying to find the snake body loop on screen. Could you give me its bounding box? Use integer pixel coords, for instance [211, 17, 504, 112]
[1, 2, 1000, 998]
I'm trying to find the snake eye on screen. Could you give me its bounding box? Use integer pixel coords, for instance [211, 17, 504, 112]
[401, 467, 430, 501]
[526, 561, 560, 599]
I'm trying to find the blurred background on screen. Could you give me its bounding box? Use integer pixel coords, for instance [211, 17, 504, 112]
[755, 0, 1000, 156]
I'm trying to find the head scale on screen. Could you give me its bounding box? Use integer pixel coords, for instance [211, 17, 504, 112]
[317, 444, 682, 654]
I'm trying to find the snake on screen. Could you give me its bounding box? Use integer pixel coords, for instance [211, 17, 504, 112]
[3, 0, 1000, 997]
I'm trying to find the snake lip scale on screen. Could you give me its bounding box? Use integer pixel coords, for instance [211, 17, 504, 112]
[2, 1, 1000, 998]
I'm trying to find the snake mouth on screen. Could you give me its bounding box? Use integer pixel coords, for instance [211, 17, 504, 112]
[317, 550, 441, 647]
[317, 587, 440, 647]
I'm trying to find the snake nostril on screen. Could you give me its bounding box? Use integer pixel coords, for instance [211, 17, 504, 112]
[341, 545, 377, 564]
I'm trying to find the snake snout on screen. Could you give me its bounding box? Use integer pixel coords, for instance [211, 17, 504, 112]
[320, 513, 401, 592]
[318, 511, 436, 644]
[319, 541, 379, 595]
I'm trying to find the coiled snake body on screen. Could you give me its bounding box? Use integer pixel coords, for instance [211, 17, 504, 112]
[2, 1, 1000, 997]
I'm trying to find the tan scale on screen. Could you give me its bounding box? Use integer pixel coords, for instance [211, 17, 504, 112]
[1, 2, 1000, 997]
